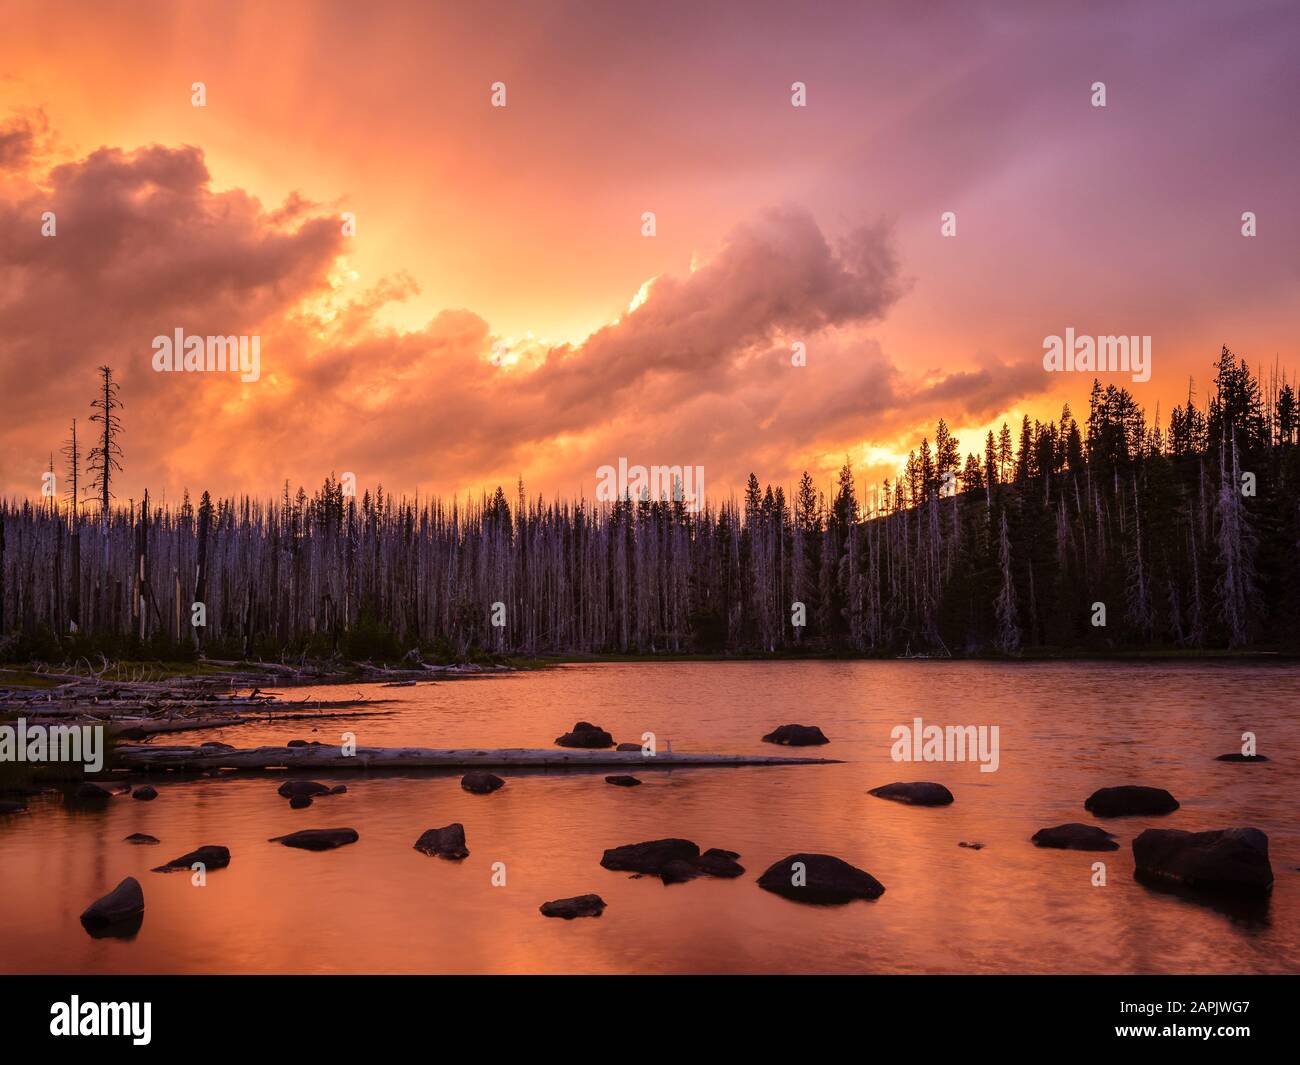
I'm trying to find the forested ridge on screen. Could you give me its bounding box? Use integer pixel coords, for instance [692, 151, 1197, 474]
[3, 347, 1298, 661]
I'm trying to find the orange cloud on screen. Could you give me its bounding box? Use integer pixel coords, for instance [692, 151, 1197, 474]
[1, 129, 1054, 505]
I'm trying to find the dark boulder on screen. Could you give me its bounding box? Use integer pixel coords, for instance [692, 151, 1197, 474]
[277, 780, 333, 799]
[131, 785, 158, 801]
[124, 832, 160, 845]
[270, 828, 359, 851]
[69, 782, 114, 805]
[555, 721, 615, 749]
[1032, 823, 1119, 852]
[289, 795, 313, 809]
[601, 838, 699, 875]
[413, 823, 468, 859]
[0, 799, 27, 815]
[695, 848, 745, 878]
[958, 841, 985, 850]
[868, 781, 954, 806]
[660, 859, 702, 884]
[615, 743, 644, 753]
[540, 894, 606, 919]
[461, 771, 505, 794]
[1133, 827, 1273, 894]
[1215, 753, 1269, 762]
[1084, 786, 1179, 817]
[80, 877, 144, 934]
[761, 724, 829, 746]
[757, 853, 885, 904]
[605, 775, 642, 787]
[601, 838, 743, 882]
[151, 844, 231, 872]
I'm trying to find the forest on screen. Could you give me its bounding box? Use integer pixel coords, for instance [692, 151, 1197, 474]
[2, 347, 1298, 662]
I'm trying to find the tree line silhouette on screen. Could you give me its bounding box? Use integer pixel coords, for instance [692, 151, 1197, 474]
[2, 347, 1297, 661]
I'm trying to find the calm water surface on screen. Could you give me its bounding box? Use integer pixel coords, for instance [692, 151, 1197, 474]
[2, 661, 1297, 974]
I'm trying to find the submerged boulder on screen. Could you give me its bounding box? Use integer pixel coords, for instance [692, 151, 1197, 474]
[289, 795, 313, 809]
[1133, 827, 1273, 894]
[555, 721, 615, 749]
[1032, 823, 1119, 852]
[1084, 786, 1179, 817]
[413, 823, 468, 859]
[615, 743, 645, 753]
[132, 785, 158, 801]
[270, 828, 359, 851]
[1215, 753, 1269, 763]
[151, 844, 231, 873]
[461, 771, 505, 794]
[540, 894, 606, 919]
[80, 877, 144, 934]
[0, 799, 27, 815]
[757, 853, 885, 904]
[761, 724, 829, 747]
[124, 832, 160, 845]
[868, 781, 954, 806]
[605, 775, 642, 787]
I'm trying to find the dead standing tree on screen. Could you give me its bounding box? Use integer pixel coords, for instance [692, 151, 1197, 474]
[62, 419, 81, 631]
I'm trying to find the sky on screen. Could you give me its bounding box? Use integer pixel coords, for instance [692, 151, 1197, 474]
[1, 0, 1297, 508]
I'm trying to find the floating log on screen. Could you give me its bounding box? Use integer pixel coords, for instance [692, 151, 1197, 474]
[112, 743, 843, 771]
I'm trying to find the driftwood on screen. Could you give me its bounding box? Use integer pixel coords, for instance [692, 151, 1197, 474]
[112, 743, 843, 771]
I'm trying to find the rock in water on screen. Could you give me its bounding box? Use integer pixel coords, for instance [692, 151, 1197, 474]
[694, 848, 745, 878]
[277, 780, 334, 799]
[757, 853, 885, 904]
[1215, 753, 1269, 762]
[124, 833, 160, 845]
[151, 845, 231, 872]
[270, 828, 359, 851]
[660, 859, 701, 884]
[69, 782, 113, 805]
[413, 823, 468, 859]
[540, 894, 606, 919]
[605, 775, 642, 787]
[600, 839, 744, 883]
[1084, 786, 1179, 817]
[80, 877, 144, 933]
[761, 724, 830, 746]
[0, 799, 27, 815]
[615, 743, 644, 752]
[1133, 827, 1273, 894]
[132, 785, 158, 801]
[601, 838, 700, 875]
[868, 781, 954, 806]
[555, 721, 615, 749]
[461, 771, 505, 794]
[1032, 823, 1119, 851]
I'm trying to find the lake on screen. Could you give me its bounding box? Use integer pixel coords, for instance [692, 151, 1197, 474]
[2, 660, 1296, 974]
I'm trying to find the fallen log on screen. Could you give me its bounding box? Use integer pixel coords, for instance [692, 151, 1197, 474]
[112, 743, 843, 771]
